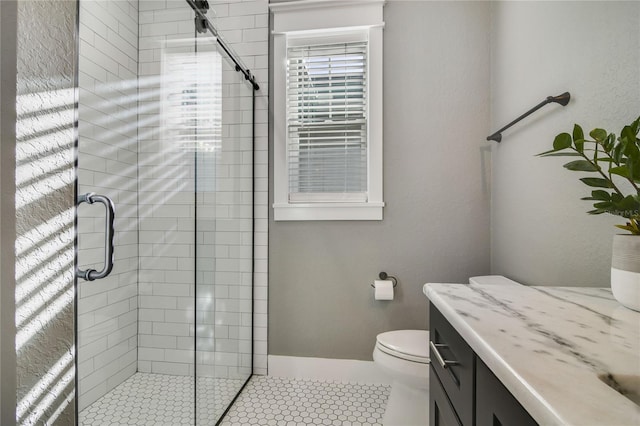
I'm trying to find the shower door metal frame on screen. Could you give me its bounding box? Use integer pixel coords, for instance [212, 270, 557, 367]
[72, 0, 260, 422]
[192, 20, 259, 425]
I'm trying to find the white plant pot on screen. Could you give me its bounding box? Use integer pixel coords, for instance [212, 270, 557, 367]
[611, 234, 640, 312]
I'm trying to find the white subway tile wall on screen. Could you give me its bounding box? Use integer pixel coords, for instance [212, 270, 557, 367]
[137, 0, 197, 378]
[77, 0, 140, 411]
[137, 0, 269, 378]
[78, 0, 268, 411]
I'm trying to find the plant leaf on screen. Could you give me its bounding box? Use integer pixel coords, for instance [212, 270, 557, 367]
[615, 224, 637, 233]
[573, 124, 585, 153]
[587, 209, 606, 215]
[621, 125, 636, 144]
[553, 133, 572, 151]
[604, 133, 616, 153]
[593, 201, 612, 209]
[563, 160, 599, 172]
[630, 158, 640, 182]
[623, 135, 639, 159]
[611, 195, 640, 218]
[573, 124, 584, 142]
[590, 128, 607, 142]
[580, 177, 612, 188]
[613, 142, 624, 164]
[538, 152, 582, 157]
[611, 193, 624, 203]
[630, 116, 640, 135]
[591, 190, 610, 201]
[610, 165, 630, 178]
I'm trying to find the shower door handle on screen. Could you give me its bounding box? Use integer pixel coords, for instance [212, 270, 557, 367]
[77, 192, 115, 281]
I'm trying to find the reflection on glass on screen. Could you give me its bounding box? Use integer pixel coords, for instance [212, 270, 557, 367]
[76, 0, 253, 424]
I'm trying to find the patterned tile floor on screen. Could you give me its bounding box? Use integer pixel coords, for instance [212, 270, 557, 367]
[220, 376, 390, 426]
[79, 373, 246, 425]
[80, 374, 390, 426]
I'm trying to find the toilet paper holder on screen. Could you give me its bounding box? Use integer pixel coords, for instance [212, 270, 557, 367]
[371, 271, 398, 288]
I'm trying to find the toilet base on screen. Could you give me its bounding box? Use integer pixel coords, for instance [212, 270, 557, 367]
[383, 380, 429, 426]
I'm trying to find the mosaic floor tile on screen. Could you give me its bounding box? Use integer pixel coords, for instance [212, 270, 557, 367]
[79, 373, 245, 425]
[221, 376, 390, 426]
[80, 374, 390, 425]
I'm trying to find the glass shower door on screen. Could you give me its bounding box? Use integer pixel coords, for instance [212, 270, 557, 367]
[77, 0, 200, 422]
[76, 0, 155, 416]
[194, 29, 254, 424]
[76, 0, 254, 424]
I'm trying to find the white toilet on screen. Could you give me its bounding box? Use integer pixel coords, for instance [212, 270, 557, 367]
[373, 276, 520, 425]
[373, 330, 430, 425]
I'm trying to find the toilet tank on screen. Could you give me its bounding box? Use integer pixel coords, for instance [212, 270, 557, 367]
[469, 275, 521, 286]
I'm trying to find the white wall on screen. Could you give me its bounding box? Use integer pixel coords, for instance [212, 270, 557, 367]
[77, 0, 140, 411]
[491, 1, 640, 287]
[137, 0, 199, 379]
[137, 0, 269, 377]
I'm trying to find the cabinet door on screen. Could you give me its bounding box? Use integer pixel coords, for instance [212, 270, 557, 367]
[430, 366, 462, 426]
[476, 358, 538, 426]
[430, 304, 475, 426]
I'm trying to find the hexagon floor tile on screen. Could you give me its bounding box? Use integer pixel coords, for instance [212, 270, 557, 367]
[79, 373, 390, 425]
[79, 373, 245, 425]
[220, 376, 390, 426]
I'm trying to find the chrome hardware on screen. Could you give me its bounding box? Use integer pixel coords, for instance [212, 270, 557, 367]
[430, 340, 459, 369]
[77, 192, 115, 281]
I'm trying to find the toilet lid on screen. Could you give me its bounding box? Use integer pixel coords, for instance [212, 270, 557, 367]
[376, 330, 430, 363]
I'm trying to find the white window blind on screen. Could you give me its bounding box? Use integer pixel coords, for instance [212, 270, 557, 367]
[287, 41, 368, 203]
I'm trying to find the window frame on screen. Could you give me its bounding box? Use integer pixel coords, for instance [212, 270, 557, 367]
[272, 0, 385, 221]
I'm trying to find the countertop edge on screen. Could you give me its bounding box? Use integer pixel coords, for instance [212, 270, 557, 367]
[424, 283, 567, 426]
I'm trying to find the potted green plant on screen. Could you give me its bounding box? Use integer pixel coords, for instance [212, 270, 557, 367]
[539, 116, 640, 311]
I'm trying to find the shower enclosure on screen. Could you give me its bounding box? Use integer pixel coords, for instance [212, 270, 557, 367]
[76, 0, 257, 423]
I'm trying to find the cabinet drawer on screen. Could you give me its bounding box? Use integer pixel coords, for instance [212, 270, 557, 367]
[429, 304, 475, 426]
[430, 365, 462, 426]
[476, 358, 538, 426]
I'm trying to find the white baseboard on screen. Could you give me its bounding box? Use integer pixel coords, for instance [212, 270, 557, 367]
[267, 355, 393, 384]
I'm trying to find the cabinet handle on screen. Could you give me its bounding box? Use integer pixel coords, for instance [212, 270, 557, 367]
[430, 340, 459, 369]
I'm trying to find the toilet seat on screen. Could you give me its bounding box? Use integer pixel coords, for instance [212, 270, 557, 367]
[376, 330, 430, 364]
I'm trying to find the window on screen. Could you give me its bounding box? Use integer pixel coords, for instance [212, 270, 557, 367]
[288, 40, 368, 203]
[272, 0, 385, 221]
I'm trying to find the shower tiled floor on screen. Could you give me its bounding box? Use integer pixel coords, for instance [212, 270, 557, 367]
[80, 374, 390, 426]
[79, 373, 246, 425]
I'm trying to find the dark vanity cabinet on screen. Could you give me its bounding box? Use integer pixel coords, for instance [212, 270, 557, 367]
[429, 304, 537, 426]
[429, 303, 475, 426]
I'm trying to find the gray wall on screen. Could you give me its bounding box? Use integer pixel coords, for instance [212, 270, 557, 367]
[490, 1, 640, 287]
[269, 1, 492, 360]
[0, 1, 17, 423]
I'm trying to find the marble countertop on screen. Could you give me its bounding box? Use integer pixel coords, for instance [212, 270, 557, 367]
[423, 283, 640, 426]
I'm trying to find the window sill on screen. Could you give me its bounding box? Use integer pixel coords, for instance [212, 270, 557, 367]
[273, 202, 384, 221]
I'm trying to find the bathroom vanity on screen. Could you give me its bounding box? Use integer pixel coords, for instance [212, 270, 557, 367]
[423, 283, 640, 426]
